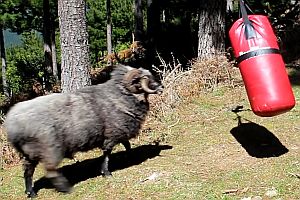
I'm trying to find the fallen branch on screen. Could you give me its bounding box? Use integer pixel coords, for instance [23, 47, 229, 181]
[222, 189, 239, 194]
[223, 187, 249, 195]
[288, 172, 300, 179]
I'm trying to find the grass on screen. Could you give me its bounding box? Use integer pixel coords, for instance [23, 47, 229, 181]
[0, 58, 299, 200]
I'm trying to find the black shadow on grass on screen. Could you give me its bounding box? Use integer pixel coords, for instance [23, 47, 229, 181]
[230, 116, 289, 158]
[288, 65, 300, 86]
[33, 144, 172, 194]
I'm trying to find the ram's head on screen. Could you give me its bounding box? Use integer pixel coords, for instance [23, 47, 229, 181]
[123, 68, 163, 94]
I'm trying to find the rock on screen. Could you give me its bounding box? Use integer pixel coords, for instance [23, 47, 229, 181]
[265, 187, 278, 198]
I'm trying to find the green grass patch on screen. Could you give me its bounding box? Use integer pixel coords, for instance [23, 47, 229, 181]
[1, 63, 299, 199]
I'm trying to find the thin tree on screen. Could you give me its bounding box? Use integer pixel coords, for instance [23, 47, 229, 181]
[106, 0, 112, 65]
[146, 0, 160, 46]
[43, 0, 53, 90]
[51, 26, 58, 81]
[197, 0, 226, 58]
[0, 26, 9, 98]
[227, 0, 233, 12]
[146, 0, 160, 68]
[49, 0, 59, 82]
[0, 2, 10, 98]
[58, 0, 91, 93]
[134, 0, 144, 41]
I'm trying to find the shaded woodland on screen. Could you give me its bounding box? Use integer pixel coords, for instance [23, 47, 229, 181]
[0, 0, 300, 111]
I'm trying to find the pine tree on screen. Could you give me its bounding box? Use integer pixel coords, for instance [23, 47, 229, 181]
[58, 0, 91, 93]
[197, 0, 226, 58]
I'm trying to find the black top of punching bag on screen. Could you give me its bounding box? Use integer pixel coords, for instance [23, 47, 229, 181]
[240, 0, 256, 39]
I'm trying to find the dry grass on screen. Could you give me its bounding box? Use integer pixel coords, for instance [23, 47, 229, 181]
[149, 55, 242, 119]
[0, 125, 20, 169]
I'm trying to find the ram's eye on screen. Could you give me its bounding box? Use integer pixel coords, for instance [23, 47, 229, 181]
[132, 78, 140, 84]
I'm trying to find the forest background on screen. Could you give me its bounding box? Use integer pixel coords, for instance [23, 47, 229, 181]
[0, 0, 300, 109]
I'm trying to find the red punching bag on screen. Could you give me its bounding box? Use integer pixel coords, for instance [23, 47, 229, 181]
[229, 0, 295, 117]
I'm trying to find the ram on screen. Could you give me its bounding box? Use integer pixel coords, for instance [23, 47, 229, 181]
[4, 65, 163, 198]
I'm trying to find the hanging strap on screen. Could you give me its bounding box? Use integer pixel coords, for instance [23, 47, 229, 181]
[239, 0, 256, 39]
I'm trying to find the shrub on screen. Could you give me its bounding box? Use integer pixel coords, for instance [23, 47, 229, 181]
[0, 125, 20, 169]
[6, 31, 44, 96]
[149, 55, 242, 118]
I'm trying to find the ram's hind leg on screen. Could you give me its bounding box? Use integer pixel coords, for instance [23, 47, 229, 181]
[43, 152, 71, 193]
[121, 141, 131, 152]
[44, 164, 71, 193]
[23, 158, 38, 198]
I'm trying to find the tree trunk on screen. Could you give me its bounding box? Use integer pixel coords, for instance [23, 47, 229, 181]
[197, 0, 226, 59]
[106, 0, 112, 65]
[146, 0, 160, 68]
[58, 0, 91, 93]
[0, 26, 9, 98]
[134, 0, 144, 41]
[51, 29, 59, 81]
[227, 0, 233, 12]
[147, 0, 160, 46]
[43, 0, 53, 90]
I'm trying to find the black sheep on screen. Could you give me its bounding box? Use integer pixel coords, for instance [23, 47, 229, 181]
[4, 65, 163, 198]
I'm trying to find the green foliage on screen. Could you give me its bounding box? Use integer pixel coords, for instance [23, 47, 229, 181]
[228, 0, 300, 62]
[261, 0, 300, 32]
[111, 0, 134, 43]
[231, 0, 300, 28]
[0, 0, 40, 32]
[5, 64, 21, 94]
[1, 0, 58, 33]
[86, 0, 134, 64]
[6, 31, 44, 94]
[86, 0, 107, 63]
[115, 41, 131, 52]
[0, 0, 21, 28]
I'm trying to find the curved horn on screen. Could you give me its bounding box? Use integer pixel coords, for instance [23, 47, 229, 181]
[123, 69, 141, 82]
[123, 69, 141, 93]
[141, 77, 157, 94]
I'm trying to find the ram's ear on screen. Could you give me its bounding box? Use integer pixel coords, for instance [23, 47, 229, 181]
[123, 69, 142, 93]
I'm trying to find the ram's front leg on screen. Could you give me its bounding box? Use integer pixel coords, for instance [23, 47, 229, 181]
[101, 136, 121, 176]
[100, 149, 112, 176]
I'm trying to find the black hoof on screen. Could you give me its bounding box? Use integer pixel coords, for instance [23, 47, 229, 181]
[25, 190, 37, 198]
[101, 171, 112, 177]
[56, 183, 72, 194]
[49, 177, 72, 194]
